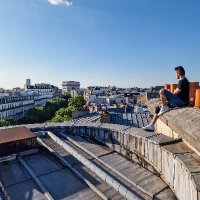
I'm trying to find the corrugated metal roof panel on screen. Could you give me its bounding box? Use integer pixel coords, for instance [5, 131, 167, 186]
[0, 126, 35, 144]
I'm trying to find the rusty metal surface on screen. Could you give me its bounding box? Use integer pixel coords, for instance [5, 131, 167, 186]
[0, 126, 37, 157]
[0, 126, 35, 144]
[0, 138, 37, 157]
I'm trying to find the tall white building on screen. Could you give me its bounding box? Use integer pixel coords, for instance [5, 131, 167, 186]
[26, 79, 31, 87]
[62, 81, 80, 94]
[0, 79, 59, 121]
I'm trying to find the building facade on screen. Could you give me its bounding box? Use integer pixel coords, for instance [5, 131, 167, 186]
[62, 81, 80, 94]
[26, 83, 59, 104]
[0, 80, 60, 121]
[0, 95, 35, 121]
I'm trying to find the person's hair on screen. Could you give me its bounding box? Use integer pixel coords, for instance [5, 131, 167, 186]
[174, 66, 185, 76]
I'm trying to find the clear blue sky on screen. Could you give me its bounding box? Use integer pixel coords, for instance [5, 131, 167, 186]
[0, 0, 200, 89]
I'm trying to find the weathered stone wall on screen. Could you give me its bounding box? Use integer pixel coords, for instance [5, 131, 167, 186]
[1, 116, 200, 200]
[146, 98, 200, 154]
[22, 121, 200, 200]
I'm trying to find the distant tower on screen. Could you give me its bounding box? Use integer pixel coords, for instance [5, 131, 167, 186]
[26, 79, 31, 87]
[24, 79, 31, 91]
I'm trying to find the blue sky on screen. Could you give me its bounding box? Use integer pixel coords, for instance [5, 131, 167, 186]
[0, 0, 200, 89]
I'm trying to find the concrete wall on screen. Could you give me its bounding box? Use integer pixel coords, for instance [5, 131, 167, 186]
[21, 121, 200, 200]
[2, 102, 200, 200]
[146, 98, 200, 154]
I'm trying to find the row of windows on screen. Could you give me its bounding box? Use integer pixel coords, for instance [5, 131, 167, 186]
[0, 101, 45, 112]
[0, 97, 50, 106]
[0, 104, 43, 119]
[0, 96, 34, 104]
[27, 86, 57, 89]
[0, 91, 57, 105]
[0, 107, 24, 119]
[0, 101, 34, 109]
[0, 98, 54, 119]
[28, 89, 55, 92]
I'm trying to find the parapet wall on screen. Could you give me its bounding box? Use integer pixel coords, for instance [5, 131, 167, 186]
[146, 98, 200, 155]
[19, 120, 199, 200]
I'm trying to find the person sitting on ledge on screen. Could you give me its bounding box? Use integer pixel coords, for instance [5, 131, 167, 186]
[142, 66, 190, 132]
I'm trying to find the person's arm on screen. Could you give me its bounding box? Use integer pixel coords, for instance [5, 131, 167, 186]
[173, 87, 182, 95]
[174, 79, 184, 95]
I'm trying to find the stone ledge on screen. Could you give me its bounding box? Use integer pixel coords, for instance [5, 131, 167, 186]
[146, 98, 200, 154]
[2, 120, 200, 200]
[25, 121, 199, 200]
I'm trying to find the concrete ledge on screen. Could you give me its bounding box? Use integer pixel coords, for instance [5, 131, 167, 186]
[2, 120, 200, 200]
[27, 122, 198, 199]
[146, 98, 200, 155]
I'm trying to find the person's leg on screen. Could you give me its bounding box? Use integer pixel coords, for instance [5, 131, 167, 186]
[151, 114, 159, 125]
[157, 89, 171, 116]
[142, 106, 160, 131]
[159, 88, 168, 106]
[142, 115, 157, 131]
[163, 89, 185, 108]
[157, 89, 185, 118]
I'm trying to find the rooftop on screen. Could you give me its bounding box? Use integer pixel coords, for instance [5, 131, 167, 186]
[0, 126, 177, 200]
[0, 103, 200, 200]
[0, 127, 35, 144]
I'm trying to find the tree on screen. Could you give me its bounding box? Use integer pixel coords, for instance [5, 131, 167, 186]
[19, 96, 69, 124]
[48, 106, 75, 123]
[17, 94, 81, 125]
[0, 119, 10, 127]
[68, 95, 86, 109]
[63, 93, 71, 101]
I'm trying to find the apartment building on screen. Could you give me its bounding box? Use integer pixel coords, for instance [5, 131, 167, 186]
[0, 95, 35, 120]
[26, 83, 59, 104]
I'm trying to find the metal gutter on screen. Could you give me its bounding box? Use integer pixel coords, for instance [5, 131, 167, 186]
[59, 132, 153, 198]
[17, 156, 54, 200]
[37, 138, 108, 200]
[47, 131, 142, 200]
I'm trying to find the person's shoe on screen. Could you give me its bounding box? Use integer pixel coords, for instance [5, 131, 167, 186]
[142, 124, 155, 132]
[157, 106, 170, 116]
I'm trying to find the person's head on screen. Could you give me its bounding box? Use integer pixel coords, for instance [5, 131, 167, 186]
[174, 66, 185, 79]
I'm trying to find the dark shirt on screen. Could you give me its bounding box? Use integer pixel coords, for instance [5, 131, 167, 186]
[177, 77, 190, 105]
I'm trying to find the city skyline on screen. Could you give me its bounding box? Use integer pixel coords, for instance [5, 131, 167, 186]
[0, 0, 200, 89]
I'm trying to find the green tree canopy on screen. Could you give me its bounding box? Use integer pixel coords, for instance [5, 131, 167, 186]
[0, 119, 10, 127]
[19, 96, 70, 124]
[48, 106, 75, 123]
[14, 94, 84, 125]
[68, 95, 86, 109]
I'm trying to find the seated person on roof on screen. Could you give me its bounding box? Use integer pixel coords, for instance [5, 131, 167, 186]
[142, 66, 190, 132]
